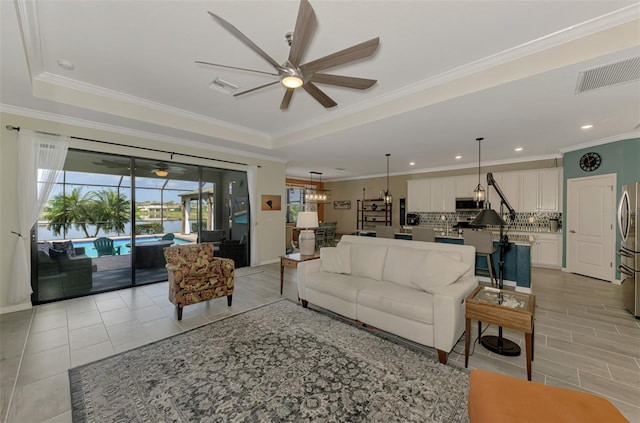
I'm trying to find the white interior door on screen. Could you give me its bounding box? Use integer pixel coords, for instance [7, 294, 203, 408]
[566, 174, 616, 281]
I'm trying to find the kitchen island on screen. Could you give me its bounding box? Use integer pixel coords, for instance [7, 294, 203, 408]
[359, 230, 532, 291]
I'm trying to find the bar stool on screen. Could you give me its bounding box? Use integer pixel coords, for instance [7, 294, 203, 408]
[375, 225, 396, 239]
[411, 227, 435, 242]
[464, 230, 497, 286]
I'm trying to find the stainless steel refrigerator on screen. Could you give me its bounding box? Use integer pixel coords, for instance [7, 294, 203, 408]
[618, 182, 639, 318]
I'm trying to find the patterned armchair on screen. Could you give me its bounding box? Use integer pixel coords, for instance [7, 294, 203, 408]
[163, 243, 234, 320]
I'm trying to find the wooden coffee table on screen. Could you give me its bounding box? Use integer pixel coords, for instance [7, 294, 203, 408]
[465, 285, 536, 380]
[280, 252, 320, 295]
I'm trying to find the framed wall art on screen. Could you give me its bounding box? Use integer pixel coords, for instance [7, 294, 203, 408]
[333, 200, 351, 210]
[261, 195, 281, 211]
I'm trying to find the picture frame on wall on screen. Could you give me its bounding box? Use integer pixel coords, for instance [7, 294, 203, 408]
[333, 200, 351, 210]
[261, 195, 281, 211]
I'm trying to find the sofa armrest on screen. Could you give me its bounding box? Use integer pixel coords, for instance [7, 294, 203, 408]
[296, 259, 322, 300]
[432, 275, 479, 353]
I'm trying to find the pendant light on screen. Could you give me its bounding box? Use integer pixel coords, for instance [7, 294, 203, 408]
[304, 171, 331, 203]
[383, 153, 393, 205]
[473, 137, 485, 204]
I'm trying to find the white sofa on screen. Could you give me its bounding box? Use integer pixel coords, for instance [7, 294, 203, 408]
[297, 235, 478, 364]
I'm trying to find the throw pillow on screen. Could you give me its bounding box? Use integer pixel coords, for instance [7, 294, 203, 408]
[49, 248, 69, 260]
[54, 241, 76, 258]
[319, 245, 351, 274]
[410, 251, 470, 293]
[37, 242, 54, 256]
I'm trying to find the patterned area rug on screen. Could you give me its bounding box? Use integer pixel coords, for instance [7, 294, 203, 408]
[69, 300, 469, 422]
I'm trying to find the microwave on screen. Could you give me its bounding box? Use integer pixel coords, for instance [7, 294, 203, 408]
[455, 197, 484, 212]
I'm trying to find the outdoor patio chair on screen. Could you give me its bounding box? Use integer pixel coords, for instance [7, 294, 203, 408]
[93, 237, 121, 256]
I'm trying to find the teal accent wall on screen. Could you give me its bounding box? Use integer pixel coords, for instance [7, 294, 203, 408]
[562, 138, 640, 277]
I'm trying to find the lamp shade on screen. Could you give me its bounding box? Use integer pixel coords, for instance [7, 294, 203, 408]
[471, 208, 506, 227]
[296, 211, 319, 229]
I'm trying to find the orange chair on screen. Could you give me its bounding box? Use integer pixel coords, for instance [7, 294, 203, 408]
[163, 243, 234, 320]
[468, 369, 627, 423]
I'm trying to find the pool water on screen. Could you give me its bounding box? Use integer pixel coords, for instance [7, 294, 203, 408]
[72, 236, 191, 258]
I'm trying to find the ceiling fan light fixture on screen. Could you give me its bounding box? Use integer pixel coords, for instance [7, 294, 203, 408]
[281, 75, 304, 89]
[155, 169, 169, 177]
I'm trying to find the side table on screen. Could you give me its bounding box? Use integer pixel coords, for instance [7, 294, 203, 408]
[280, 252, 320, 295]
[465, 285, 536, 380]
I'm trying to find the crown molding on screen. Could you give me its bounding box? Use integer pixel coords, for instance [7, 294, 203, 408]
[558, 132, 640, 154]
[14, 0, 43, 81]
[0, 104, 288, 164]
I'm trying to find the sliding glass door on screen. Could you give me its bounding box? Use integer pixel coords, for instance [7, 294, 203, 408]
[33, 149, 249, 304]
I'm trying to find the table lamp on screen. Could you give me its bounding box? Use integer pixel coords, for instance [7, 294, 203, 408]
[296, 211, 319, 255]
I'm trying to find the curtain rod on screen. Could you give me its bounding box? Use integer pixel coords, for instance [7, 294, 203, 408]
[5, 125, 260, 168]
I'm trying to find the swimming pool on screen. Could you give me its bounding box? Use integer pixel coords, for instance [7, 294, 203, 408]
[72, 236, 191, 258]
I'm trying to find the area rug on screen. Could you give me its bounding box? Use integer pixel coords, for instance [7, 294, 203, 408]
[69, 300, 469, 422]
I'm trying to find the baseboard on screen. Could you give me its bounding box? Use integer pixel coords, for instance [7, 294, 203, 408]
[260, 258, 280, 266]
[0, 302, 32, 315]
[515, 286, 533, 294]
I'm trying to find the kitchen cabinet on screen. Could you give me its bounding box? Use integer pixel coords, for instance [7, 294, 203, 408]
[531, 233, 561, 268]
[407, 179, 430, 212]
[357, 199, 392, 230]
[430, 178, 456, 212]
[520, 169, 561, 212]
[455, 175, 479, 198]
[490, 172, 520, 209]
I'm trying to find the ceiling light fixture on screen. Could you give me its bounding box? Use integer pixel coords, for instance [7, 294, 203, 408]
[455, 155, 462, 160]
[409, 162, 415, 166]
[154, 169, 169, 177]
[581, 124, 594, 130]
[383, 153, 393, 205]
[304, 171, 331, 203]
[281, 75, 304, 89]
[515, 147, 523, 152]
[473, 137, 485, 203]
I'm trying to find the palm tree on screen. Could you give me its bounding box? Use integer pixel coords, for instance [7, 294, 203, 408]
[93, 189, 131, 235]
[43, 188, 94, 237]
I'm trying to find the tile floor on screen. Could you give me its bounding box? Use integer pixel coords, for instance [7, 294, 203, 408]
[1, 265, 639, 422]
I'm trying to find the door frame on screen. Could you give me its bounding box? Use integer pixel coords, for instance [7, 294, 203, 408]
[565, 173, 617, 282]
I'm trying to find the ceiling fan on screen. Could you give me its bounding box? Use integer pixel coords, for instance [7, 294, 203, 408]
[93, 159, 187, 177]
[196, 0, 380, 110]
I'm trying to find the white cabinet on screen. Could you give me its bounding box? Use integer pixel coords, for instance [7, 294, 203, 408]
[455, 175, 478, 198]
[407, 179, 430, 212]
[531, 233, 562, 268]
[487, 172, 519, 210]
[520, 169, 561, 212]
[430, 178, 456, 212]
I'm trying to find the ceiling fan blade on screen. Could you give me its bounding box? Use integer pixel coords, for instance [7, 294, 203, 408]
[280, 89, 294, 110]
[310, 73, 377, 90]
[195, 61, 279, 76]
[233, 81, 280, 97]
[301, 37, 380, 74]
[303, 82, 337, 108]
[288, 0, 317, 66]
[207, 11, 283, 71]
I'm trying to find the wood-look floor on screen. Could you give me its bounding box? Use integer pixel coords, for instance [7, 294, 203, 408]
[1, 264, 638, 422]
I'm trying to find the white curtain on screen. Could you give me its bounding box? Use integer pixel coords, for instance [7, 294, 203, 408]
[8, 130, 69, 305]
[247, 165, 259, 266]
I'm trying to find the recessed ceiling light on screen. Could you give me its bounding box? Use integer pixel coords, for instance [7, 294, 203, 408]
[409, 162, 415, 166]
[515, 147, 523, 152]
[455, 155, 462, 160]
[56, 59, 74, 70]
[581, 124, 593, 130]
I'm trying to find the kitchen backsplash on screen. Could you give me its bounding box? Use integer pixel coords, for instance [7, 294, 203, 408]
[412, 211, 562, 232]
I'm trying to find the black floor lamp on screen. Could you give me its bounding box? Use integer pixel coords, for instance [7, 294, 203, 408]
[470, 172, 521, 356]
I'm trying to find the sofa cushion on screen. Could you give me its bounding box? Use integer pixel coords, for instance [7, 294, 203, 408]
[382, 246, 429, 288]
[357, 281, 434, 324]
[410, 251, 470, 293]
[53, 241, 76, 258]
[306, 272, 375, 303]
[348, 243, 388, 280]
[49, 248, 69, 260]
[319, 245, 351, 274]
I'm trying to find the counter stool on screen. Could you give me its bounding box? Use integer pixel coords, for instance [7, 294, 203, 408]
[464, 230, 497, 286]
[375, 225, 395, 239]
[412, 227, 435, 242]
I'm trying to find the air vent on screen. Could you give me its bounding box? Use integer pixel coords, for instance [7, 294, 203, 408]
[576, 56, 640, 94]
[209, 78, 239, 94]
